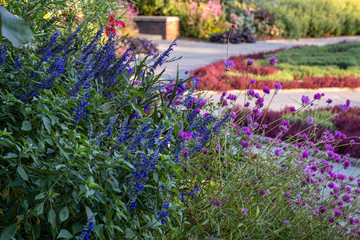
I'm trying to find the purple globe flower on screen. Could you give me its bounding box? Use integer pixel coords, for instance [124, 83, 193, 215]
[263, 86, 270, 94]
[224, 60, 234, 71]
[274, 83, 282, 93]
[301, 95, 310, 105]
[247, 59, 254, 65]
[275, 149, 282, 156]
[314, 93, 322, 100]
[268, 56, 277, 65]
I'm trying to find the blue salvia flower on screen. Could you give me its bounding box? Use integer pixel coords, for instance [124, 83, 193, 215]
[0, 45, 8, 67]
[146, 38, 177, 77]
[78, 213, 96, 240]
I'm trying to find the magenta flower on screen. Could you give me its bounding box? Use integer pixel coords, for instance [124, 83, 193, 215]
[247, 59, 254, 66]
[184, 70, 189, 74]
[216, 201, 222, 206]
[231, 24, 236, 28]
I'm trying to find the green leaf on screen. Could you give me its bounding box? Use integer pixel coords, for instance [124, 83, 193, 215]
[17, 165, 28, 181]
[42, 116, 51, 134]
[34, 202, 44, 216]
[48, 209, 56, 227]
[0, 224, 17, 240]
[21, 121, 32, 131]
[153, 172, 158, 182]
[59, 207, 69, 223]
[0, 6, 34, 48]
[57, 229, 73, 239]
[125, 228, 135, 239]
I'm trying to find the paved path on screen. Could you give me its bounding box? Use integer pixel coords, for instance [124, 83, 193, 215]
[152, 36, 360, 110]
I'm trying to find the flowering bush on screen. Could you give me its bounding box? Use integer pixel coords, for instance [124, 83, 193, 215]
[1, 3, 360, 239]
[173, 0, 227, 39]
[171, 61, 360, 239]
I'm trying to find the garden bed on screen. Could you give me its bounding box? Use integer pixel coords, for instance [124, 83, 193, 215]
[191, 42, 360, 91]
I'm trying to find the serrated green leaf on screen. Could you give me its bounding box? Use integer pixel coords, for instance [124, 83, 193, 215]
[17, 165, 28, 181]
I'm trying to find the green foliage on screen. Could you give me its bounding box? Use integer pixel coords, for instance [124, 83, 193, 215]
[2, 0, 125, 43]
[261, 0, 360, 38]
[0, 6, 34, 47]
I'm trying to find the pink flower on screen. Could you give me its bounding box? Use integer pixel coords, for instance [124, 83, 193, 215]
[105, 13, 126, 37]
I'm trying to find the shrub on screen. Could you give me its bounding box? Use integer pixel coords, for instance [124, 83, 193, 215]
[260, 0, 360, 38]
[0, 22, 233, 238]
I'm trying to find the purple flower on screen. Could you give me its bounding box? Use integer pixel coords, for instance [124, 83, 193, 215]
[250, 79, 256, 84]
[244, 102, 250, 107]
[302, 151, 309, 159]
[306, 116, 314, 123]
[274, 83, 282, 94]
[263, 86, 270, 94]
[326, 98, 333, 104]
[104, 152, 110, 156]
[247, 59, 254, 66]
[184, 70, 189, 74]
[224, 60, 234, 71]
[284, 220, 289, 225]
[241, 141, 249, 148]
[342, 194, 351, 203]
[231, 24, 236, 28]
[260, 189, 266, 196]
[268, 56, 277, 65]
[275, 149, 282, 156]
[149, 50, 155, 56]
[343, 160, 351, 169]
[301, 95, 310, 105]
[216, 201, 222, 206]
[314, 93, 322, 100]
[289, 106, 296, 112]
[242, 208, 248, 216]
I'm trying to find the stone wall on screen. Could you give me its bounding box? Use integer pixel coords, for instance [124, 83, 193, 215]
[134, 16, 180, 40]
